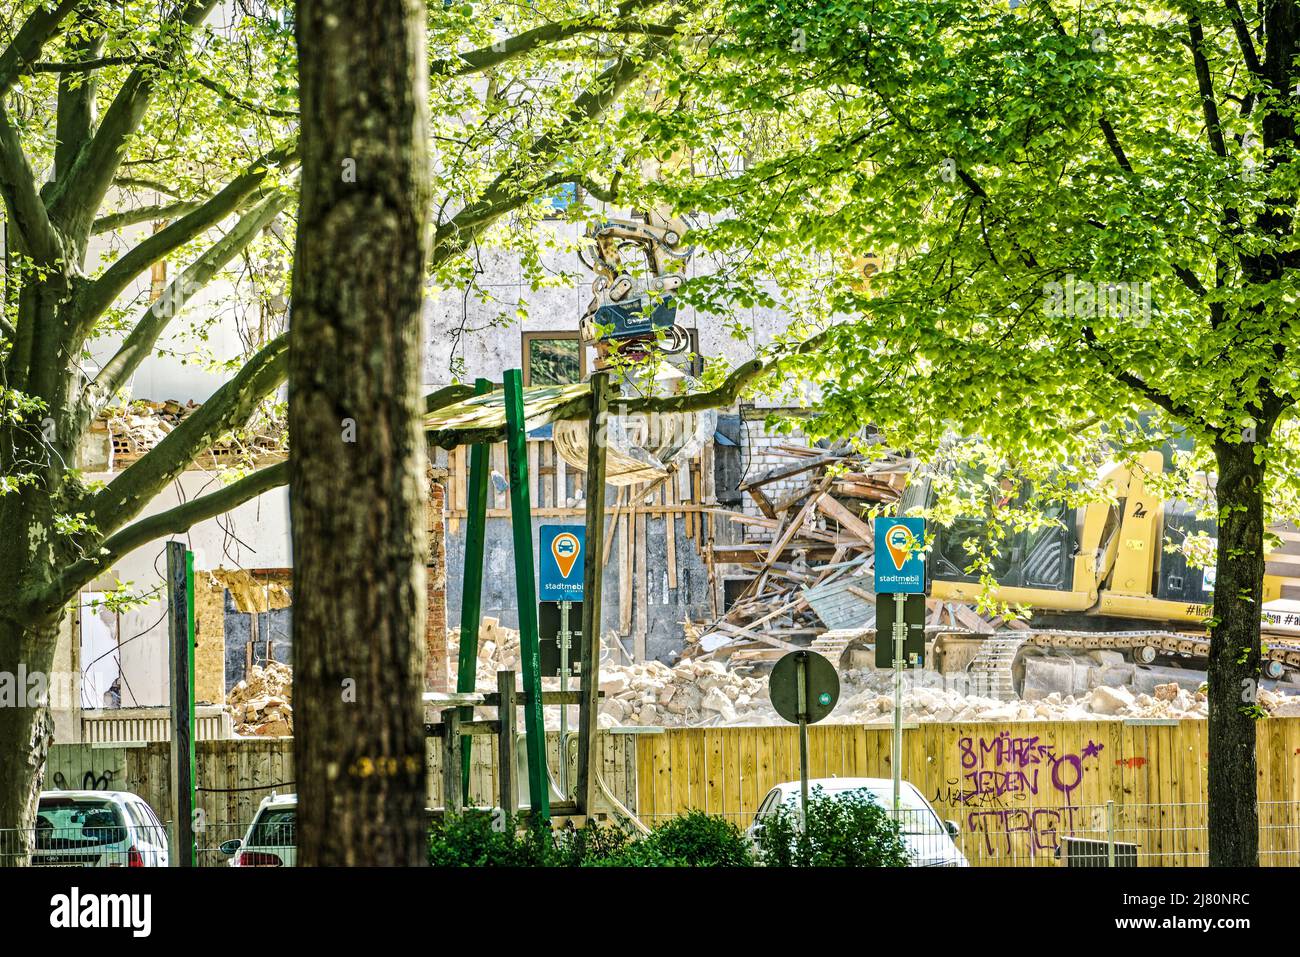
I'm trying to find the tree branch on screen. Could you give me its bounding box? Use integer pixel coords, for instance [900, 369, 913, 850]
[83, 332, 288, 540]
[193, 73, 298, 118]
[0, 101, 63, 264]
[0, 0, 82, 93]
[113, 176, 185, 198]
[72, 141, 297, 336]
[91, 198, 206, 234]
[32, 56, 141, 73]
[54, 19, 107, 181]
[84, 190, 290, 416]
[1080, 325, 1201, 424]
[431, 0, 673, 77]
[45, 0, 220, 236]
[1189, 16, 1229, 159]
[432, 25, 676, 262]
[35, 462, 288, 609]
[1223, 0, 1264, 81]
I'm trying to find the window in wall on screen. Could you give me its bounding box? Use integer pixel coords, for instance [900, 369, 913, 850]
[522, 332, 585, 386]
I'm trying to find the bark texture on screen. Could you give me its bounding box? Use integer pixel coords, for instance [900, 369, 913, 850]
[289, 0, 432, 866]
[0, 618, 57, 861]
[1207, 440, 1265, 866]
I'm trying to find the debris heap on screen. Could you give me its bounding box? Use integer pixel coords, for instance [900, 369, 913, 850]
[451, 620, 1300, 728]
[226, 660, 293, 736]
[689, 445, 1017, 664]
[98, 398, 286, 470]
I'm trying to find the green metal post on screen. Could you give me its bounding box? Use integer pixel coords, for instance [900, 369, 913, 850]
[456, 377, 492, 803]
[184, 549, 196, 866]
[503, 368, 549, 819]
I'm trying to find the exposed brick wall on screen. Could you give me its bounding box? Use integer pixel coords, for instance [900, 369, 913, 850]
[739, 421, 822, 517]
[425, 470, 450, 692]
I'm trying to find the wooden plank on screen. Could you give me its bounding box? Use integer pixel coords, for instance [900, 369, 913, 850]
[575, 372, 609, 817]
[815, 494, 876, 545]
[739, 450, 843, 491]
[556, 444, 568, 507]
[619, 508, 632, 635]
[603, 486, 624, 565]
[528, 440, 540, 505]
[666, 511, 678, 591]
[635, 509, 648, 660]
[705, 729, 724, 816]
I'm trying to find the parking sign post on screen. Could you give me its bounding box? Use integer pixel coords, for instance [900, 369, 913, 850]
[874, 517, 926, 823]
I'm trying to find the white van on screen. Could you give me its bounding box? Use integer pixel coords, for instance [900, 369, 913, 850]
[33, 791, 170, 867]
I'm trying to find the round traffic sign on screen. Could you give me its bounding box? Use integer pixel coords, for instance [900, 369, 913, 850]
[769, 651, 840, 724]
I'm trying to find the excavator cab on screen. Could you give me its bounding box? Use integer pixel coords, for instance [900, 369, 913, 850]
[904, 449, 1300, 688]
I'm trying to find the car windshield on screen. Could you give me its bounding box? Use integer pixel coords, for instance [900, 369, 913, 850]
[248, 807, 295, 847]
[35, 799, 127, 847]
[781, 787, 946, 836]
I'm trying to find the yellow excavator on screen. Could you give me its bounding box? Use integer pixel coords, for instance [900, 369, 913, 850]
[903, 450, 1300, 696]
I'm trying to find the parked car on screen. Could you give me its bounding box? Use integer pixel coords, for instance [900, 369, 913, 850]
[221, 792, 296, 866]
[33, 790, 170, 867]
[745, 777, 969, 867]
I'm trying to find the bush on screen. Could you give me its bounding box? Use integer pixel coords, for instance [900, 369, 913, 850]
[587, 811, 754, 867]
[427, 811, 557, 866]
[754, 786, 911, 867]
[428, 810, 753, 867]
[639, 810, 754, 867]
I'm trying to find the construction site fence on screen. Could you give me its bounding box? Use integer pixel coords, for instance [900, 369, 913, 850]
[24, 732, 636, 860]
[633, 718, 1300, 867]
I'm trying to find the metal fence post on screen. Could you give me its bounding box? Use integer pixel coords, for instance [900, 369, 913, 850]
[1106, 799, 1116, 868]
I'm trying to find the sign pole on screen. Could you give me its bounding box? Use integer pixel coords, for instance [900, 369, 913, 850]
[767, 650, 839, 836]
[875, 515, 926, 825]
[796, 652, 809, 834]
[892, 591, 905, 822]
[559, 599, 570, 798]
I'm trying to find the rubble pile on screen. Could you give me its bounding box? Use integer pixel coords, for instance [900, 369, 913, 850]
[227, 660, 293, 736]
[106, 399, 199, 449]
[456, 619, 1300, 728]
[691, 446, 914, 662]
[101, 398, 286, 465]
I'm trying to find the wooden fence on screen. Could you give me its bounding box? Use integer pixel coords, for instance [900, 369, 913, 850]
[47, 731, 637, 830]
[633, 718, 1300, 866]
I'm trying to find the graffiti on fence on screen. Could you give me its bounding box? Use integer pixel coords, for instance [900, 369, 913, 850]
[51, 768, 117, 791]
[930, 731, 1107, 858]
[965, 806, 1085, 857]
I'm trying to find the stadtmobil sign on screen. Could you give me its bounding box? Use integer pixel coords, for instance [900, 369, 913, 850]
[873, 517, 926, 594]
[539, 525, 585, 601]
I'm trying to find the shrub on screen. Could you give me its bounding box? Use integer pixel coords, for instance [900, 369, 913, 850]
[755, 786, 911, 867]
[428, 810, 754, 867]
[639, 810, 754, 867]
[428, 812, 556, 866]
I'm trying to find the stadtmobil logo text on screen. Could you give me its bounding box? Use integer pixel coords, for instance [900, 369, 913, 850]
[49, 887, 151, 938]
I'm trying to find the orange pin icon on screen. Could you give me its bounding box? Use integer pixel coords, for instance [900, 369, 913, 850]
[551, 533, 581, 578]
[884, 524, 913, 571]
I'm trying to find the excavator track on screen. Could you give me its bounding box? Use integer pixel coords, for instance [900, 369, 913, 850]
[939, 627, 1300, 701]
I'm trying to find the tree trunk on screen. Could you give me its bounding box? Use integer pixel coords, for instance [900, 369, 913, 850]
[0, 615, 59, 863]
[1207, 440, 1264, 867]
[289, 0, 431, 866]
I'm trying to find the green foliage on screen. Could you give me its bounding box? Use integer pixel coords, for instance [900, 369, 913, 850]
[754, 787, 911, 868]
[623, 810, 753, 867]
[427, 813, 560, 867]
[427, 810, 754, 867]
